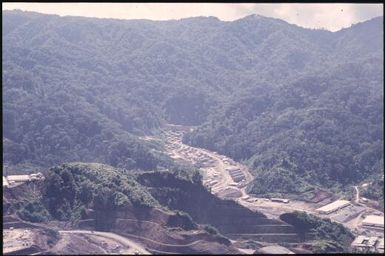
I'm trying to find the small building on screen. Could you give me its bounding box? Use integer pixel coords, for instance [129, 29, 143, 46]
[246, 197, 256, 203]
[258, 245, 294, 254]
[362, 215, 384, 228]
[316, 200, 350, 214]
[226, 166, 240, 172]
[271, 198, 290, 203]
[207, 180, 218, 186]
[231, 175, 244, 183]
[231, 174, 244, 181]
[229, 169, 243, 174]
[231, 173, 244, 177]
[6, 175, 31, 182]
[229, 169, 243, 175]
[3, 176, 9, 187]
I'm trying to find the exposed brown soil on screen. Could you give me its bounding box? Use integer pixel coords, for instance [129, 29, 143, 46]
[3, 216, 60, 255]
[306, 189, 333, 204]
[50, 233, 107, 255]
[137, 171, 310, 248]
[77, 204, 241, 254]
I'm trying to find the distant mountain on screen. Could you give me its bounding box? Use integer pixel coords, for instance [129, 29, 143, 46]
[2, 11, 383, 194]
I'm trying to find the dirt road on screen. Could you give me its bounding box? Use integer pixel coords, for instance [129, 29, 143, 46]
[59, 230, 150, 254]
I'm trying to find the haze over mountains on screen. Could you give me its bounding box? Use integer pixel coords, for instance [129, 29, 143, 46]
[2, 10, 383, 192]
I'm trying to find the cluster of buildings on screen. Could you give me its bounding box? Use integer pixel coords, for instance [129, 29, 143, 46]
[351, 215, 384, 253]
[203, 170, 220, 189]
[316, 199, 384, 227]
[3, 172, 44, 188]
[226, 166, 245, 183]
[316, 199, 384, 253]
[351, 236, 384, 253]
[164, 130, 217, 168]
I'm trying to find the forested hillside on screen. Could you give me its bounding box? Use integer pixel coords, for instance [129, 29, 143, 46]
[185, 58, 383, 193]
[3, 10, 383, 194]
[280, 211, 354, 253]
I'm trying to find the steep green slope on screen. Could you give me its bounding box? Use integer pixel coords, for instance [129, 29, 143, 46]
[185, 59, 383, 194]
[280, 211, 354, 253]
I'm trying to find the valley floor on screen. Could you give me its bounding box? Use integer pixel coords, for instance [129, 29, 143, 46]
[154, 124, 384, 241]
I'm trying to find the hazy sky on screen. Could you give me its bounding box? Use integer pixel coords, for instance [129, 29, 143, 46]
[2, 3, 383, 31]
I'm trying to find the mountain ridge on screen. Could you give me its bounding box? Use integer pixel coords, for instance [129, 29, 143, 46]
[3, 9, 383, 32]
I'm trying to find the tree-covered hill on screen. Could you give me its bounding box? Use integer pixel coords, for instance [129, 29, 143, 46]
[3, 10, 383, 193]
[185, 59, 383, 194]
[5, 162, 202, 222]
[280, 211, 354, 253]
